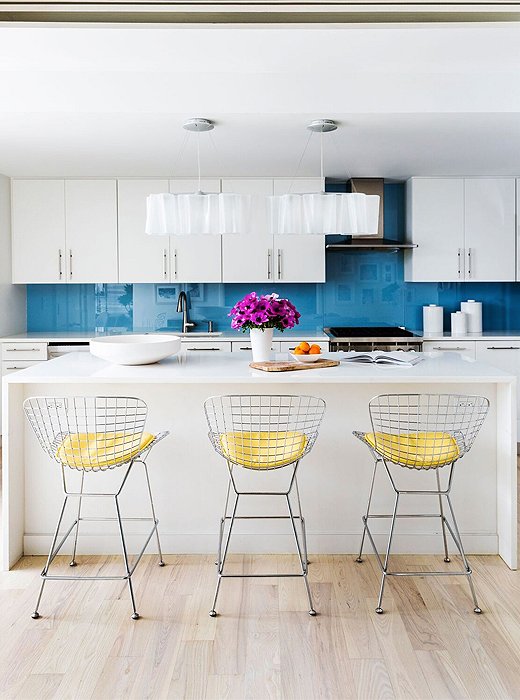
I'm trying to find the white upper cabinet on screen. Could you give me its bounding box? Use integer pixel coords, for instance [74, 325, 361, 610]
[12, 179, 66, 284]
[12, 179, 118, 284]
[464, 178, 516, 282]
[273, 234, 326, 282]
[169, 179, 222, 283]
[405, 177, 516, 282]
[221, 178, 273, 283]
[404, 178, 464, 282]
[65, 180, 118, 283]
[272, 178, 326, 283]
[118, 179, 170, 283]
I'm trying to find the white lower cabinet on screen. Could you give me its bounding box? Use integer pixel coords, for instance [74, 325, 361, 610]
[182, 341, 232, 352]
[476, 341, 520, 430]
[423, 340, 476, 360]
[231, 341, 281, 353]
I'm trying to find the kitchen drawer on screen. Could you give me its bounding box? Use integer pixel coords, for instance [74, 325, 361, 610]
[1, 342, 48, 361]
[279, 340, 329, 354]
[231, 341, 281, 353]
[423, 340, 476, 360]
[182, 341, 232, 352]
[2, 360, 44, 375]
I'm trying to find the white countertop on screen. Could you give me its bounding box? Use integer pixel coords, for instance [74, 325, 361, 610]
[3, 351, 515, 385]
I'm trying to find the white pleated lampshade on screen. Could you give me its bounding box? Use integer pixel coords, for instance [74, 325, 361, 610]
[146, 192, 251, 235]
[268, 192, 380, 236]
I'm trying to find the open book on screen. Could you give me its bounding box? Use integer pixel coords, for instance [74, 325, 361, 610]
[341, 351, 423, 367]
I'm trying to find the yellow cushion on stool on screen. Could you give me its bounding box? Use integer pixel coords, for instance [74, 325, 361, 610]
[220, 431, 307, 469]
[364, 431, 459, 469]
[56, 431, 155, 469]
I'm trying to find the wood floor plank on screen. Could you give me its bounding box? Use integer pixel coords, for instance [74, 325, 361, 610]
[1, 553, 520, 700]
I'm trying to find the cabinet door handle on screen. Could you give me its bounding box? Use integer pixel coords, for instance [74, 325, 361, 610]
[457, 248, 462, 279]
[467, 248, 472, 278]
[69, 250, 73, 279]
[267, 249, 271, 280]
[58, 249, 63, 279]
[277, 249, 282, 279]
[164, 249, 169, 280]
[487, 346, 520, 350]
[433, 346, 468, 351]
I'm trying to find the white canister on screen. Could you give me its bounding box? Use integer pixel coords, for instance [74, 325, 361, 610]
[423, 304, 444, 335]
[451, 311, 468, 337]
[460, 300, 482, 334]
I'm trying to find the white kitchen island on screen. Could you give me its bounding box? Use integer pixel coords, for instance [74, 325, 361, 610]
[2, 351, 517, 570]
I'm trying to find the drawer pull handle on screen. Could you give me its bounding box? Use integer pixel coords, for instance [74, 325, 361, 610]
[5, 348, 40, 352]
[433, 347, 468, 351]
[186, 347, 221, 351]
[487, 346, 520, 350]
[5, 366, 22, 370]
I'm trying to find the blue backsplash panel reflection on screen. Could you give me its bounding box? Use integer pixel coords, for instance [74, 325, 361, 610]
[26, 183, 520, 334]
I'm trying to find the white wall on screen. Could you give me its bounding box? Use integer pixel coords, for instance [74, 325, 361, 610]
[0, 175, 26, 336]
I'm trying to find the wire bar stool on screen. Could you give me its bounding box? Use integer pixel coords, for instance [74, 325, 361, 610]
[354, 393, 489, 614]
[24, 396, 169, 620]
[204, 394, 326, 617]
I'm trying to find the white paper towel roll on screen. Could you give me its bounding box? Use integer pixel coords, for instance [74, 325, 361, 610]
[423, 305, 444, 335]
[460, 300, 482, 334]
[451, 311, 468, 337]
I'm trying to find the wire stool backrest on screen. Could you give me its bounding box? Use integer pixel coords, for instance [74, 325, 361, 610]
[368, 393, 489, 468]
[204, 394, 326, 470]
[24, 396, 149, 472]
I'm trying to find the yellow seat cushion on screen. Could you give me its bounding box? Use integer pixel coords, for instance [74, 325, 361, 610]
[220, 431, 307, 469]
[56, 431, 155, 469]
[364, 431, 459, 469]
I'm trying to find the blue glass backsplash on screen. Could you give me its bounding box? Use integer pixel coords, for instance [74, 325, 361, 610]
[26, 184, 520, 334]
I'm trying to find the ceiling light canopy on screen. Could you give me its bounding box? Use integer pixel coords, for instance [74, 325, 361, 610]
[145, 118, 251, 236]
[268, 119, 380, 236]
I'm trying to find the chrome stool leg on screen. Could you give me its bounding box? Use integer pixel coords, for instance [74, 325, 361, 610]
[436, 470, 450, 563]
[69, 471, 85, 567]
[444, 493, 481, 614]
[294, 477, 310, 567]
[210, 492, 239, 617]
[114, 494, 140, 620]
[32, 495, 69, 619]
[357, 457, 379, 564]
[142, 460, 165, 567]
[286, 492, 316, 615]
[375, 493, 400, 614]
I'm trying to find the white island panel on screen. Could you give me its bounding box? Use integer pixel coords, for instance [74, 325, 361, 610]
[2, 352, 517, 571]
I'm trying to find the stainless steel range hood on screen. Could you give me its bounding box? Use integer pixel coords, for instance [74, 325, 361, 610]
[326, 178, 417, 251]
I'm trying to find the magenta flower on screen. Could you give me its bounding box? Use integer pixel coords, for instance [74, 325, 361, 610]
[228, 292, 301, 332]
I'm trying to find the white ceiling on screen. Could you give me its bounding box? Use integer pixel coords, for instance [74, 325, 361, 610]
[0, 22, 519, 178]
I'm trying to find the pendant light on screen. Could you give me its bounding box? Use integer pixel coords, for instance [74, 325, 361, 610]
[146, 118, 251, 236]
[268, 119, 380, 236]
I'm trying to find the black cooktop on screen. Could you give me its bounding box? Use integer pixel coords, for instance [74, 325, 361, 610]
[328, 326, 415, 338]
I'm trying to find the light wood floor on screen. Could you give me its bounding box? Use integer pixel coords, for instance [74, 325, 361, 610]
[1, 551, 520, 700]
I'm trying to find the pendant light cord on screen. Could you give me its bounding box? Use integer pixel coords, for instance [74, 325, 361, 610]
[320, 129, 324, 193]
[197, 132, 202, 193]
[288, 128, 313, 194]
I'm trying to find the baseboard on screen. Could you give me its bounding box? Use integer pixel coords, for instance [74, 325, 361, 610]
[24, 532, 499, 556]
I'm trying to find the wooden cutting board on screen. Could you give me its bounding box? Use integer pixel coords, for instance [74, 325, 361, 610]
[250, 359, 340, 372]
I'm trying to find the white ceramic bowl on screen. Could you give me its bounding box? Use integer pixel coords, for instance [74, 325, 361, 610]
[90, 334, 181, 366]
[291, 352, 324, 364]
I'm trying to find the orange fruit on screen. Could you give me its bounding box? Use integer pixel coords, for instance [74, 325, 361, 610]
[309, 345, 321, 354]
[293, 347, 305, 355]
[298, 342, 310, 353]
